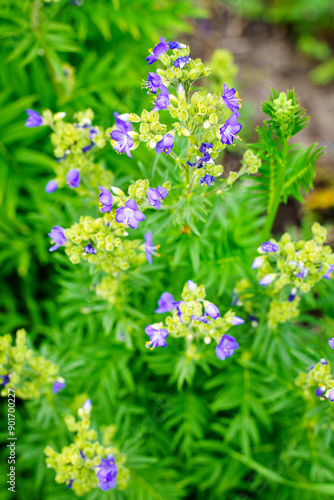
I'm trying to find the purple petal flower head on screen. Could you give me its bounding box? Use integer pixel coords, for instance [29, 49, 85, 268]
[25, 109, 43, 128]
[96, 455, 118, 491]
[98, 186, 113, 212]
[146, 186, 168, 209]
[187, 280, 196, 290]
[288, 287, 297, 302]
[83, 399, 92, 411]
[205, 303, 220, 320]
[114, 112, 133, 133]
[248, 315, 259, 327]
[259, 274, 276, 286]
[144, 231, 160, 265]
[84, 243, 96, 255]
[167, 41, 186, 49]
[52, 379, 65, 393]
[145, 325, 169, 349]
[115, 199, 145, 230]
[259, 241, 279, 253]
[173, 55, 189, 69]
[0, 375, 10, 386]
[45, 180, 58, 193]
[66, 479, 75, 489]
[152, 84, 170, 111]
[231, 316, 245, 326]
[110, 127, 134, 158]
[252, 256, 265, 269]
[200, 174, 215, 186]
[324, 264, 334, 280]
[66, 169, 80, 188]
[142, 72, 162, 94]
[155, 133, 174, 155]
[155, 292, 175, 313]
[174, 300, 183, 321]
[191, 314, 210, 324]
[329, 338, 334, 349]
[80, 451, 86, 460]
[289, 261, 308, 278]
[199, 143, 213, 155]
[320, 359, 328, 365]
[222, 83, 241, 115]
[328, 388, 334, 402]
[220, 113, 242, 145]
[177, 83, 185, 97]
[146, 36, 168, 65]
[315, 388, 324, 397]
[48, 226, 67, 252]
[215, 334, 239, 360]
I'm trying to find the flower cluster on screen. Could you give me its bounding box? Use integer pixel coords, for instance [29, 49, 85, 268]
[45, 400, 129, 496]
[0, 329, 64, 399]
[253, 223, 334, 327]
[145, 281, 244, 360]
[295, 359, 334, 403]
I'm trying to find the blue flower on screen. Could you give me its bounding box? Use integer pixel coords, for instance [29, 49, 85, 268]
[187, 280, 196, 290]
[110, 125, 134, 158]
[328, 388, 334, 402]
[173, 55, 189, 69]
[155, 133, 174, 155]
[329, 338, 334, 349]
[288, 261, 308, 278]
[66, 479, 75, 489]
[152, 84, 170, 111]
[200, 174, 214, 186]
[114, 112, 132, 133]
[220, 113, 242, 145]
[252, 256, 265, 269]
[144, 231, 160, 265]
[115, 199, 145, 229]
[0, 375, 10, 386]
[215, 334, 239, 360]
[96, 455, 118, 491]
[52, 379, 65, 393]
[187, 143, 214, 169]
[288, 287, 297, 301]
[146, 37, 168, 65]
[167, 41, 186, 49]
[324, 264, 334, 279]
[259, 241, 279, 253]
[48, 226, 67, 252]
[259, 274, 276, 285]
[84, 243, 97, 254]
[66, 169, 80, 188]
[199, 143, 213, 155]
[83, 399, 92, 411]
[145, 325, 169, 348]
[191, 314, 210, 324]
[155, 292, 176, 313]
[205, 303, 220, 319]
[45, 180, 58, 193]
[146, 186, 168, 209]
[25, 109, 43, 128]
[99, 186, 113, 212]
[315, 388, 324, 397]
[142, 72, 162, 94]
[222, 83, 241, 116]
[231, 316, 245, 326]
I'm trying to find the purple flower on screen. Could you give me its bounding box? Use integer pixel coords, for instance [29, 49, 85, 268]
[329, 338, 334, 349]
[205, 303, 220, 320]
[96, 455, 118, 491]
[25, 109, 43, 128]
[152, 84, 170, 111]
[147, 186, 168, 209]
[146, 37, 168, 65]
[110, 126, 134, 158]
[231, 316, 245, 326]
[222, 83, 241, 116]
[115, 199, 145, 230]
[231, 293, 239, 306]
[99, 186, 113, 212]
[142, 72, 162, 94]
[315, 388, 324, 397]
[144, 231, 160, 265]
[220, 113, 242, 145]
[0, 375, 10, 386]
[155, 133, 174, 155]
[215, 334, 239, 360]
[328, 389, 334, 402]
[191, 314, 210, 324]
[80, 451, 86, 459]
[114, 112, 132, 133]
[83, 399, 92, 411]
[288, 287, 297, 302]
[45, 180, 58, 193]
[48, 226, 67, 252]
[173, 55, 189, 69]
[155, 292, 176, 313]
[260, 241, 279, 253]
[66, 169, 80, 188]
[84, 243, 96, 254]
[259, 274, 276, 286]
[187, 280, 196, 290]
[289, 261, 308, 278]
[252, 256, 264, 269]
[145, 325, 169, 348]
[199, 143, 213, 155]
[66, 479, 75, 489]
[200, 174, 214, 186]
[324, 265, 334, 279]
[167, 41, 186, 50]
[52, 379, 65, 393]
